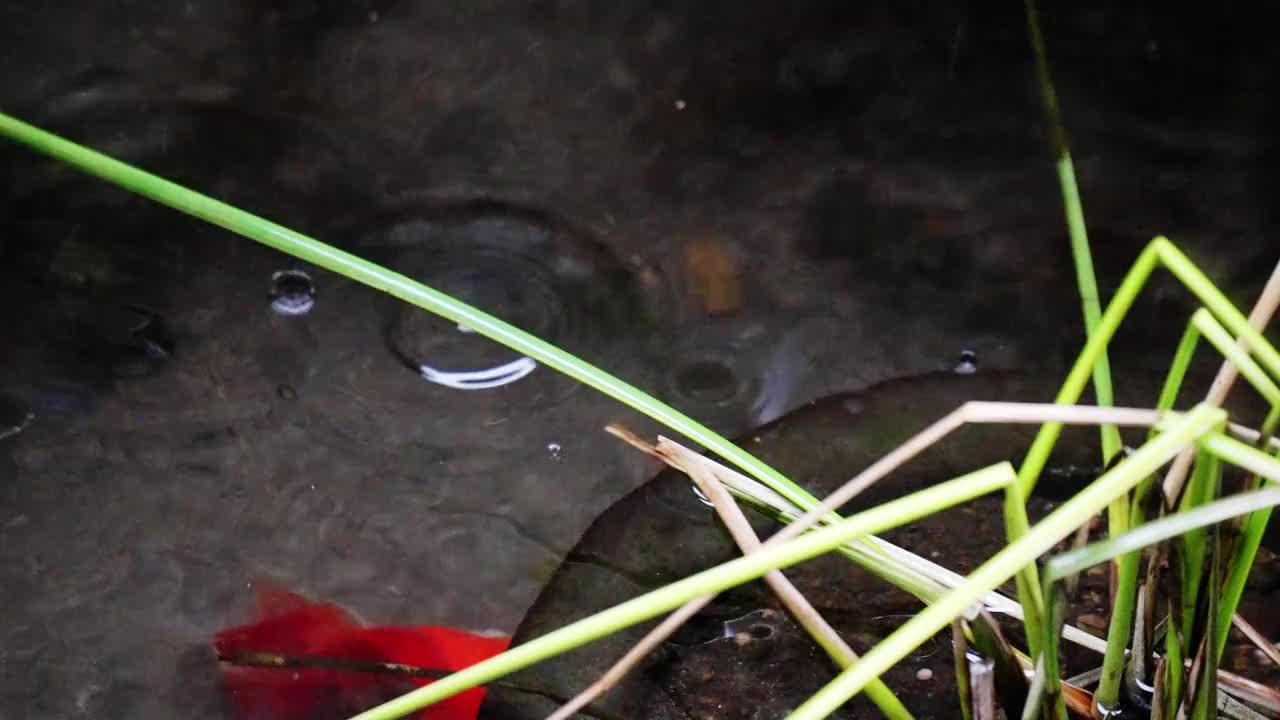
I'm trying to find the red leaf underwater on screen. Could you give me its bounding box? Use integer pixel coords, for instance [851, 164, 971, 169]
[214, 587, 510, 720]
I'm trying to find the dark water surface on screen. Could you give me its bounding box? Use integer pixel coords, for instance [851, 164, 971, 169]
[2, 2, 1280, 718]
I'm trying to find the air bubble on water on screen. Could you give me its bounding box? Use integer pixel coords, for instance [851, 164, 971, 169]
[269, 269, 316, 317]
[953, 349, 978, 375]
[547, 442, 563, 461]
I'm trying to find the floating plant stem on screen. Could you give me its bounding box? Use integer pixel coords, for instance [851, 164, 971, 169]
[0, 110, 828, 525]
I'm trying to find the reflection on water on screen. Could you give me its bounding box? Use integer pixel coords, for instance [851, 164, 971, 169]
[365, 200, 650, 408]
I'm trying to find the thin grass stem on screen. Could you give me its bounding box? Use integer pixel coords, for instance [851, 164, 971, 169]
[0, 110, 833, 538]
[346, 464, 1016, 720]
[783, 405, 1225, 720]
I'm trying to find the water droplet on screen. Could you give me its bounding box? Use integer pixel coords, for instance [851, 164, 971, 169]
[953, 349, 978, 374]
[269, 269, 316, 317]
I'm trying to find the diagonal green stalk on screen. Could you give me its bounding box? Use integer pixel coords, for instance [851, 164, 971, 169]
[731, 489, 948, 604]
[1044, 485, 1280, 583]
[1017, 237, 1280, 502]
[1128, 316, 1203, 530]
[0, 109, 1039, 720]
[0, 109, 939, 718]
[783, 404, 1226, 720]
[344, 463, 1017, 720]
[0, 110, 835, 517]
[1190, 310, 1280, 405]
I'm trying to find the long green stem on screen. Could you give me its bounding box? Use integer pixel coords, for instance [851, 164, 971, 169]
[1017, 238, 1280, 501]
[784, 404, 1226, 720]
[1099, 318, 1201, 711]
[1011, 237, 1163, 709]
[1023, 0, 1122, 464]
[346, 463, 1016, 720]
[0, 110, 834, 517]
[1011, 238, 1280, 692]
[1045, 485, 1280, 582]
[1190, 310, 1280, 405]
[1201, 425, 1280, 659]
[1023, 7, 1126, 696]
[1128, 317, 1203, 529]
[1094, 553, 1140, 710]
[1003, 483, 1046, 661]
[0, 111, 955, 718]
[1041, 480, 1280, 719]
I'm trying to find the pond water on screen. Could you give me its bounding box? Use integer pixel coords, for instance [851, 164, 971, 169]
[2, 2, 1279, 718]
